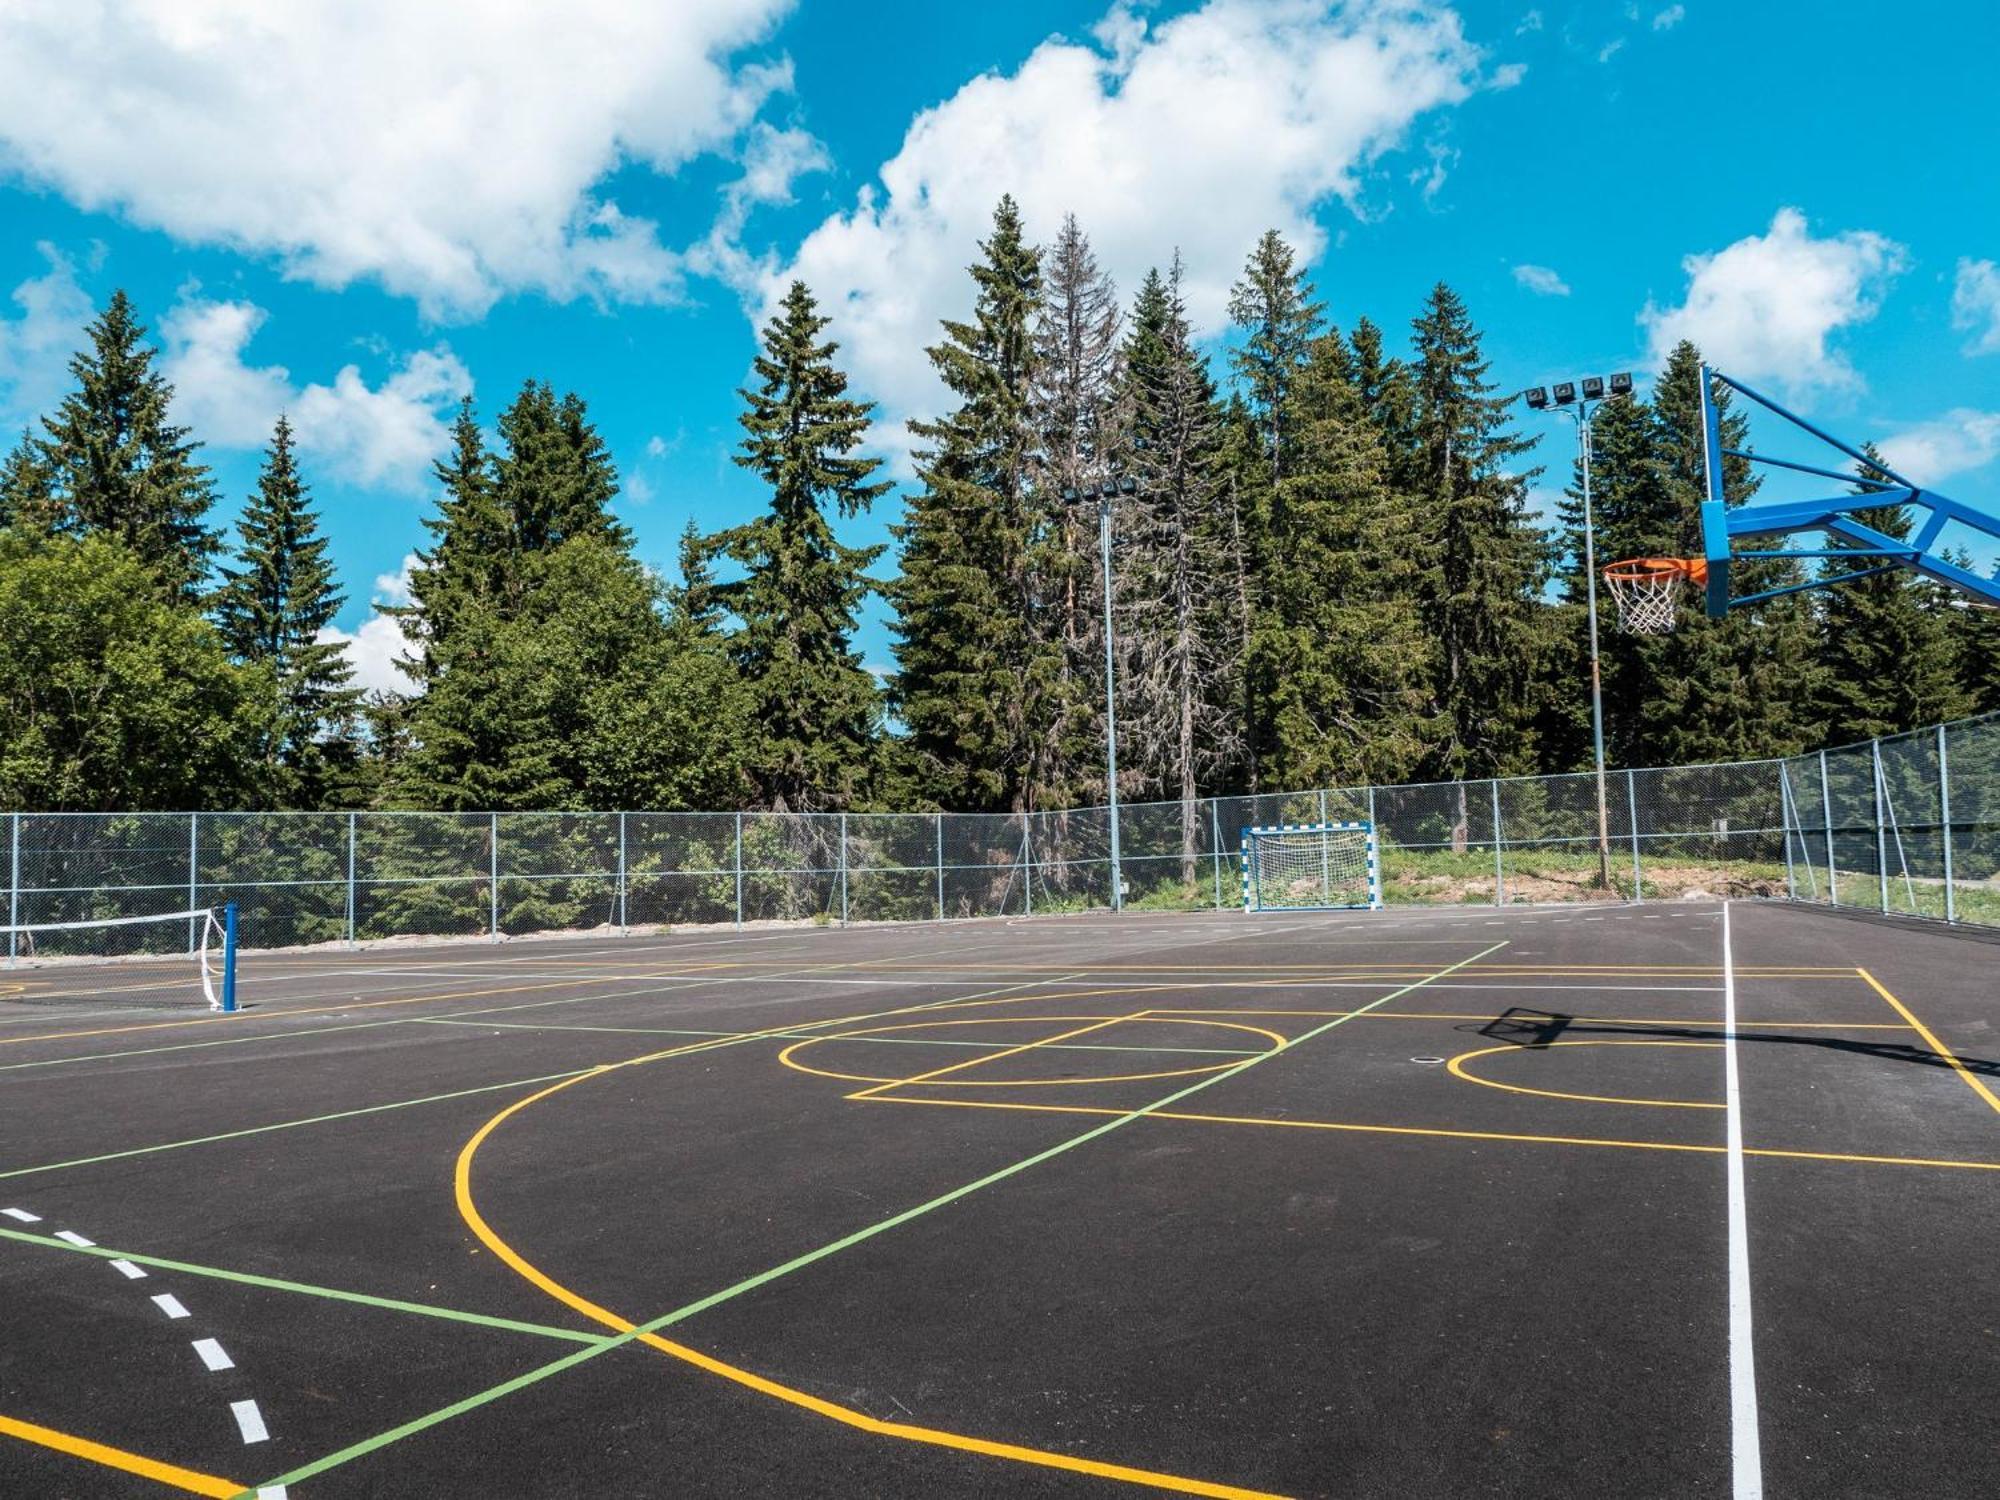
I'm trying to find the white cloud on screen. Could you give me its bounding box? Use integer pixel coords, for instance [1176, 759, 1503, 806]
[772, 0, 1492, 466]
[1597, 38, 1625, 62]
[1513, 263, 1570, 296]
[1515, 9, 1543, 34]
[1951, 258, 2000, 356]
[161, 296, 469, 493]
[318, 615, 415, 697]
[0, 243, 93, 431]
[373, 554, 420, 608]
[0, 1, 795, 319]
[1639, 207, 1907, 395]
[685, 121, 832, 292]
[1652, 5, 1685, 29]
[1878, 409, 2000, 484]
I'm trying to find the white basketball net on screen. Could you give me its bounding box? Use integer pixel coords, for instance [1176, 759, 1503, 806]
[1603, 564, 1686, 635]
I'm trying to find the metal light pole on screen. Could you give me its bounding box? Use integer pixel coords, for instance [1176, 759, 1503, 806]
[1066, 478, 1134, 912]
[1523, 375, 1632, 891]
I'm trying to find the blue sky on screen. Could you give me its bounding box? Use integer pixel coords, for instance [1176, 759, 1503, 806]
[0, 0, 1995, 688]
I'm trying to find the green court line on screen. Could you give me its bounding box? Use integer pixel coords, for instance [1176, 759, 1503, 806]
[238, 942, 1506, 1496]
[0, 1226, 609, 1345]
[410, 1016, 1266, 1057]
[0, 1068, 602, 1182]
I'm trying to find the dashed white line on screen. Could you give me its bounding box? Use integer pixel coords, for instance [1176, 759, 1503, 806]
[108, 1258, 147, 1279]
[1, 1207, 40, 1222]
[151, 1293, 190, 1319]
[191, 1337, 235, 1372]
[230, 1398, 270, 1444]
[52, 1229, 94, 1247]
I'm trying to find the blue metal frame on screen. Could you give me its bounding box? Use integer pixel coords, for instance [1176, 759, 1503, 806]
[1239, 821, 1382, 912]
[1698, 364, 2000, 614]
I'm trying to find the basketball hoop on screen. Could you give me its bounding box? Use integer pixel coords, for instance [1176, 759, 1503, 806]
[1601, 557, 1708, 635]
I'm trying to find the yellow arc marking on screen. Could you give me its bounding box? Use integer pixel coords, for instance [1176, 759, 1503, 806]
[454, 1045, 1286, 1499]
[1447, 1040, 1725, 1109]
[0, 1412, 243, 1497]
[780, 1014, 1287, 1089]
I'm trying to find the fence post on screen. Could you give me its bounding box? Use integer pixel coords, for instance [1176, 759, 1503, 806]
[1490, 779, 1505, 906]
[618, 811, 628, 936]
[1777, 771, 1797, 901]
[733, 813, 744, 928]
[345, 812, 357, 948]
[1316, 788, 1331, 895]
[1022, 817, 1033, 917]
[934, 812, 945, 921]
[1819, 749, 1837, 906]
[1871, 740, 1889, 915]
[6, 811, 17, 968]
[1626, 769, 1642, 903]
[188, 813, 200, 955]
[1938, 724, 1957, 925]
[1209, 801, 1224, 911]
[838, 813, 849, 927]
[489, 812, 500, 941]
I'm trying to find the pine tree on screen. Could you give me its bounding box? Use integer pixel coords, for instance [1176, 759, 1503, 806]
[492, 382, 629, 564]
[36, 290, 221, 601]
[713, 280, 888, 812]
[666, 519, 726, 647]
[1643, 341, 1817, 763]
[1249, 327, 1435, 788]
[1, 430, 57, 532]
[1226, 230, 1324, 483]
[1808, 445, 1969, 742]
[889, 196, 1052, 812]
[1407, 282, 1548, 779]
[1028, 214, 1123, 806]
[1349, 316, 1416, 476]
[1955, 574, 2000, 714]
[214, 416, 364, 806]
[1113, 260, 1242, 874]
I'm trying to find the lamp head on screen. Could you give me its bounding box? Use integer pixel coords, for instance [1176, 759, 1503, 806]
[1552, 382, 1578, 406]
[1523, 386, 1549, 410]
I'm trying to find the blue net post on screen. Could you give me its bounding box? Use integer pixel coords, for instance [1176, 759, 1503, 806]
[220, 902, 239, 1014]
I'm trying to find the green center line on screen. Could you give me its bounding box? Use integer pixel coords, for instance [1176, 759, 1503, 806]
[239, 940, 1507, 1497]
[0, 1225, 609, 1345]
[408, 1015, 1266, 1058]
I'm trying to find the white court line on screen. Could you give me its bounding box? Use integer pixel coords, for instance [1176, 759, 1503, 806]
[151, 1293, 190, 1319]
[1721, 900, 1763, 1498]
[258, 1489, 288, 1499]
[230, 1398, 270, 1443]
[1, 1206, 39, 1222]
[191, 1337, 235, 1371]
[52, 1229, 93, 1246]
[108, 1258, 146, 1279]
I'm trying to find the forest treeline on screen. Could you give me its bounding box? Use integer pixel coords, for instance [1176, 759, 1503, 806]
[3, 200, 1995, 815]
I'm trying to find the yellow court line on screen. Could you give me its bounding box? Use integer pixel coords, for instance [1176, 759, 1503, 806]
[0, 1412, 243, 1498]
[1446, 1041, 1724, 1110]
[1857, 967, 2000, 1117]
[845, 1013, 1147, 1100]
[779, 1014, 1287, 1089]
[852, 1093, 2000, 1171]
[1154, 1008, 1908, 1030]
[452, 1051, 1284, 1500]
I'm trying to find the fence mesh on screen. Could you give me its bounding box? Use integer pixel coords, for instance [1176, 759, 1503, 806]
[8, 711, 1999, 959]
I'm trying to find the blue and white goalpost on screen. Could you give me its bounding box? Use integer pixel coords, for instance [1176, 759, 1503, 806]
[1239, 822, 1382, 913]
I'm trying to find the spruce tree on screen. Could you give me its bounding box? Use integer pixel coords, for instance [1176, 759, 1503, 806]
[1113, 261, 1242, 873]
[1028, 214, 1123, 806]
[713, 280, 888, 812]
[1643, 341, 1817, 763]
[214, 416, 364, 806]
[1955, 573, 2000, 714]
[1808, 446, 1969, 741]
[492, 382, 628, 563]
[889, 196, 1051, 812]
[1, 430, 56, 532]
[36, 290, 220, 601]
[1226, 230, 1324, 483]
[1249, 327, 1435, 788]
[1407, 282, 1548, 779]
[666, 519, 726, 647]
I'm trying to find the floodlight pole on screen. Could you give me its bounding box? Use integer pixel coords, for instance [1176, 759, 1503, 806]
[1533, 390, 1623, 891]
[1098, 485, 1124, 913]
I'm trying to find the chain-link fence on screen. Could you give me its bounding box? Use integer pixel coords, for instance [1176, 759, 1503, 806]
[8, 711, 1998, 959]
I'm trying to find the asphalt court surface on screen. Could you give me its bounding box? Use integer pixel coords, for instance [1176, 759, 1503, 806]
[0, 900, 1994, 1497]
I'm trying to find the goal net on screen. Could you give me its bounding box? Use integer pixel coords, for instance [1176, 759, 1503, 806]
[1240, 822, 1380, 912]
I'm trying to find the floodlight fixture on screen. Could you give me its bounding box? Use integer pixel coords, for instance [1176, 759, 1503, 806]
[1609, 372, 1634, 396]
[1523, 387, 1549, 409]
[1581, 376, 1606, 401]
[1552, 382, 1578, 406]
